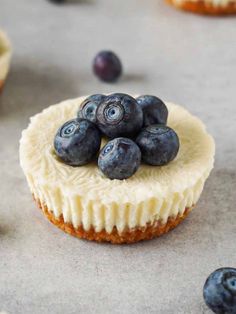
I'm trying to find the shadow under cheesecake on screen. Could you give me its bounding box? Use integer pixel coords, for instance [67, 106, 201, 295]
[138, 168, 236, 249]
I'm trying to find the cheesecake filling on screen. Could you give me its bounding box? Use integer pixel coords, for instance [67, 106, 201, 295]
[20, 97, 215, 234]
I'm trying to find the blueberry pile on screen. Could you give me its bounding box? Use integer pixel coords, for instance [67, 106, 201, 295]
[54, 93, 180, 180]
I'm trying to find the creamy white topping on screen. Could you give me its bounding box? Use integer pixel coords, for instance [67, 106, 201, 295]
[20, 97, 215, 234]
[0, 30, 11, 82]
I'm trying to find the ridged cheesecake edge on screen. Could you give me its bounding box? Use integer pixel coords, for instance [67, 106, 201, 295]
[35, 196, 193, 244]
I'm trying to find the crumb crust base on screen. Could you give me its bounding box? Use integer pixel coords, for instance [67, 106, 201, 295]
[35, 198, 192, 244]
[166, 0, 236, 14]
[0, 80, 5, 93]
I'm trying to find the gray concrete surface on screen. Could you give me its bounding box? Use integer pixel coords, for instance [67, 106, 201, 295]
[0, 1, 236, 313]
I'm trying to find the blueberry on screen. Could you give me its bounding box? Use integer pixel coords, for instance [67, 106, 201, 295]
[136, 95, 168, 127]
[203, 268, 236, 314]
[93, 51, 122, 82]
[48, 0, 65, 3]
[96, 93, 143, 139]
[54, 118, 101, 166]
[98, 138, 141, 180]
[77, 94, 105, 123]
[136, 125, 179, 166]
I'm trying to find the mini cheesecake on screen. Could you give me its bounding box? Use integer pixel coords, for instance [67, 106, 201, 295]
[0, 30, 11, 92]
[166, 0, 236, 14]
[19, 96, 215, 244]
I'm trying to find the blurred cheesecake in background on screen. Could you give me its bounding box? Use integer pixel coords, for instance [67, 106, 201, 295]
[0, 30, 11, 92]
[166, 0, 236, 14]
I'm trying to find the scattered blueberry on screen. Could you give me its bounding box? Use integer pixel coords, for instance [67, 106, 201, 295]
[77, 94, 105, 123]
[136, 125, 179, 166]
[136, 95, 168, 127]
[54, 118, 101, 166]
[203, 268, 236, 314]
[96, 93, 143, 139]
[93, 51, 122, 82]
[48, 0, 65, 3]
[98, 137, 141, 180]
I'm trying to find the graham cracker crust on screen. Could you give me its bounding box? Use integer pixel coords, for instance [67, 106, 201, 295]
[166, 0, 236, 14]
[35, 198, 192, 244]
[0, 80, 4, 93]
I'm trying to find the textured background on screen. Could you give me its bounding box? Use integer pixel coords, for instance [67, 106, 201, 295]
[0, 1, 236, 313]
